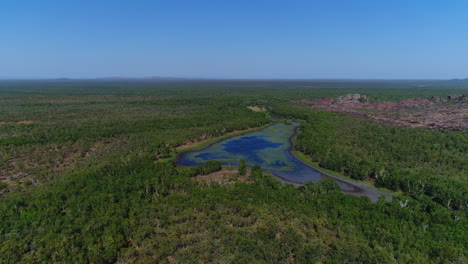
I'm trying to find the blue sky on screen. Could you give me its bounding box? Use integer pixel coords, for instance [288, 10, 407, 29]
[1, 0, 467, 79]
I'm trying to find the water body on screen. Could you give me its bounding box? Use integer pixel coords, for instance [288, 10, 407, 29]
[177, 123, 390, 201]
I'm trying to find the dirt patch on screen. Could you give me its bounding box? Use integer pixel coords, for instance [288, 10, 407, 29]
[167, 256, 177, 263]
[0, 120, 35, 125]
[83, 140, 114, 157]
[176, 138, 208, 150]
[247, 106, 267, 112]
[295, 94, 468, 130]
[196, 169, 252, 185]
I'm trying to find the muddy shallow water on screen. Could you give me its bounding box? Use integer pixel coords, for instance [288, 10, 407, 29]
[177, 123, 391, 201]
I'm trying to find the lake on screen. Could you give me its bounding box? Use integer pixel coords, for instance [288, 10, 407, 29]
[176, 122, 390, 201]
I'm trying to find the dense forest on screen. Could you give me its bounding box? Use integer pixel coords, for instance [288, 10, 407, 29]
[272, 103, 467, 209]
[0, 80, 467, 263]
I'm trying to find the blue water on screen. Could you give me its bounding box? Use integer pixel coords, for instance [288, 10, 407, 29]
[178, 123, 339, 184]
[177, 123, 389, 200]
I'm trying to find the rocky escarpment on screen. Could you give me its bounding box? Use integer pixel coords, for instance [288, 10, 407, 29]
[294, 94, 468, 130]
[429, 94, 468, 105]
[335, 93, 368, 103]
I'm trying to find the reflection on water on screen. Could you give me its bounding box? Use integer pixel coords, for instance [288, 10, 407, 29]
[177, 123, 389, 201]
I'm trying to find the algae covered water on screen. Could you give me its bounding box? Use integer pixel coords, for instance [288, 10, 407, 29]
[177, 122, 389, 201]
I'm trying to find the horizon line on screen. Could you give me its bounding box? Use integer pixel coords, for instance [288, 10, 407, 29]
[0, 77, 465, 81]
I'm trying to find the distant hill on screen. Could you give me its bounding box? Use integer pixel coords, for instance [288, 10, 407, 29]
[407, 78, 468, 88]
[442, 77, 468, 82]
[95, 76, 186, 81]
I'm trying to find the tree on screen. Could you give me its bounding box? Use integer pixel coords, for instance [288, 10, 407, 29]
[250, 165, 263, 180]
[238, 160, 247, 176]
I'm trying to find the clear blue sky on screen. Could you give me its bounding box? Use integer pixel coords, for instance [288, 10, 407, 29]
[1, 0, 467, 79]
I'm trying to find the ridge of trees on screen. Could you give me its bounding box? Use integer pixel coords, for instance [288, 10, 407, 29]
[272, 103, 467, 210]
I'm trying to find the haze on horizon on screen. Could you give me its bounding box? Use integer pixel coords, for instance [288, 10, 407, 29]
[1, 0, 468, 80]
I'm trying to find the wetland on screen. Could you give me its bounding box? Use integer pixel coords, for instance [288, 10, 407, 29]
[177, 122, 390, 201]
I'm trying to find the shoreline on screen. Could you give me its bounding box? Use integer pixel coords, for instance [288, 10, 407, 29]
[174, 122, 273, 165]
[287, 125, 392, 201]
[174, 121, 392, 201]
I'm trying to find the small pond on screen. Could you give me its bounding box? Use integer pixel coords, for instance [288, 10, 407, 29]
[177, 123, 390, 201]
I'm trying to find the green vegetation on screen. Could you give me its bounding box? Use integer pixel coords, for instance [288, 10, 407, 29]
[0, 80, 466, 263]
[273, 103, 467, 210]
[293, 150, 351, 180]
[238, 160, 247, 176]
